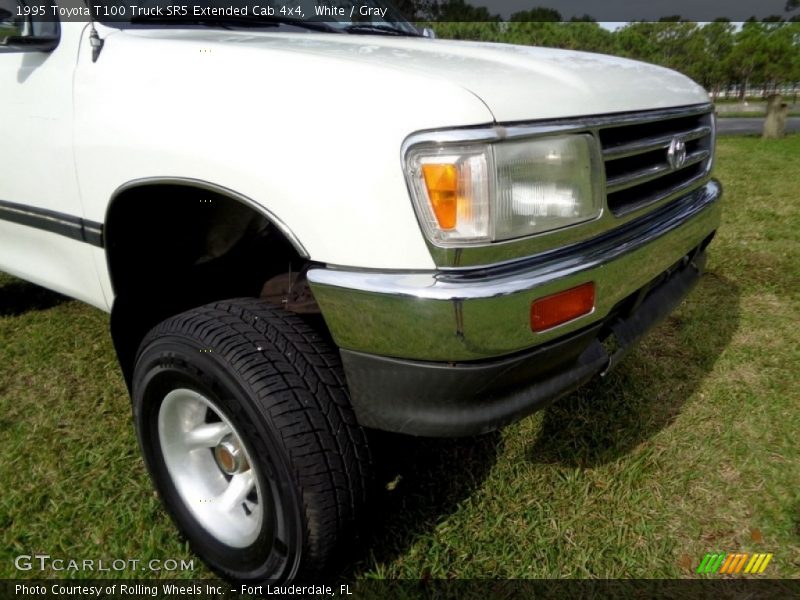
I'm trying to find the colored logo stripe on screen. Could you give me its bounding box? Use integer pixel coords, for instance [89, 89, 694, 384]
[697, 553, 773, 574]
[752, 553, 773, 573]
[697, 553, 726, 574]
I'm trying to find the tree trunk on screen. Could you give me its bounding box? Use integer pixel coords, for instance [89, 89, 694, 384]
[763, 94, 789, 139]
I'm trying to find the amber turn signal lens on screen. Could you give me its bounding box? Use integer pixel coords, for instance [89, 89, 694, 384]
[421, 163, 458, 229]
[531, 282, 595, 332]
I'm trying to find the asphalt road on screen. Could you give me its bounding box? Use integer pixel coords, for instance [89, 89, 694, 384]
[717, 117, 800, 135]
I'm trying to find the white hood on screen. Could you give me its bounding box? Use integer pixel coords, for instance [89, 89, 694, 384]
[117, 28, 710, 122]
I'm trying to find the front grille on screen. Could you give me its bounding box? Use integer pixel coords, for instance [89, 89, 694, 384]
[599, 107, 714, 216]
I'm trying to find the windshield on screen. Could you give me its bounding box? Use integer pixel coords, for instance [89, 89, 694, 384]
[102, 0, 420, 35]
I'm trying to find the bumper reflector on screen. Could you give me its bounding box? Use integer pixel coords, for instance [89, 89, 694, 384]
[531, 282, 595, 332]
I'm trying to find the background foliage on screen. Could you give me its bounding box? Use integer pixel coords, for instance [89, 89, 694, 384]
[404, 7, 800, 99]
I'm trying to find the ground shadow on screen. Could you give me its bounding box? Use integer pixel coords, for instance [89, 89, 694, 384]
[0, 278, 69, 317]
[526, 270, 741, 468]
[336, 430, 502, 579]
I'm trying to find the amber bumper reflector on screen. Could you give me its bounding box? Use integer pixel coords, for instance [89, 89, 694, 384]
[531, 282, 595, 332]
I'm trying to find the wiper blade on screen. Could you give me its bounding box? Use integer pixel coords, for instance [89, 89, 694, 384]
[129, 15, 339, 33]
[343, 23, 421, 37]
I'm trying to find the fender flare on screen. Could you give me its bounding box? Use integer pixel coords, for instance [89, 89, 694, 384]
[105, 176, 309, 260]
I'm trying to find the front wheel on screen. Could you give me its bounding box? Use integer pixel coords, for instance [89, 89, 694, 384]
[131, 299, 371, 582]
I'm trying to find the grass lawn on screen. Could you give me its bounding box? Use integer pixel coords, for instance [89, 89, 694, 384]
[1, 135, 798, 580]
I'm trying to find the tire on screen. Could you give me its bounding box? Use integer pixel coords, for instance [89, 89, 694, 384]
[131, 298, 371, 582]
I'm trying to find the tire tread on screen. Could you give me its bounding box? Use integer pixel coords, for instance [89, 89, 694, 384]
[140, 298, 370, 579]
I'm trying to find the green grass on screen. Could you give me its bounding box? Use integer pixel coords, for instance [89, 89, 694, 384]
[1, 135, 799, 580]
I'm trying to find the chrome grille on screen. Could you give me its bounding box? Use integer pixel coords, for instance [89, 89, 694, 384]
[600, 107, 714, 216]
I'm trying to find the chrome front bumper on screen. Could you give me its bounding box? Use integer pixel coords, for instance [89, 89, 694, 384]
[307, 180, 722, 362]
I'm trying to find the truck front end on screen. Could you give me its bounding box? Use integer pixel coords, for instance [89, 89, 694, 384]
[309, 103, 720, 436]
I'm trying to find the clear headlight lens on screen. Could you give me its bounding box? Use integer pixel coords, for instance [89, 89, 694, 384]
[493, 134, 600, 240]
[406, 134, 602, 246]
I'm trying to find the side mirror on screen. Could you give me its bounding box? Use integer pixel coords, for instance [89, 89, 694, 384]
[0, 9, 59, 51]
[421, 27, 436, 39]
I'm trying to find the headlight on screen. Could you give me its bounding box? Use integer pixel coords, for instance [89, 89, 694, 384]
[405, 134, 602, 246]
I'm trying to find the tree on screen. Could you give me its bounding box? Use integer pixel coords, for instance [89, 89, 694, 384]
[699, 21, 735, 99]
[392, 0, 430, 21]
[509, 7, 561, 22]
[728, 21, 770, 99]
[649, 22, 706, 83]
[559, 21, 616, 53]
[763, 94, 790, 138]
[432, 21, 503, 40]
[614, 22, 662, 64]
[789, 22, 800, 102]
[730, 22, 796, 97]
[502, 21, 561, 46]
[427, 0, 500, 21]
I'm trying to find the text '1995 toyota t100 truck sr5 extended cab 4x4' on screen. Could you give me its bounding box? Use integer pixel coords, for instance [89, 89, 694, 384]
[0, 0, 720, 583]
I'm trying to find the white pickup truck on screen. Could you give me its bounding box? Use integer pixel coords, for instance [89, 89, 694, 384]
[0, 1, 720, 583]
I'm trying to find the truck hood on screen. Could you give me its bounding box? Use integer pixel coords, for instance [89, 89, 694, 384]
[115, 28, 709, 122]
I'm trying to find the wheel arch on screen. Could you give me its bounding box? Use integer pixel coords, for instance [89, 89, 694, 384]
[105, 177, 308, 293]
[104, 177, 312, 388]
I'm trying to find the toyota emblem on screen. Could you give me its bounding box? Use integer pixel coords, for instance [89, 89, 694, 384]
[667, 138, 687, 169]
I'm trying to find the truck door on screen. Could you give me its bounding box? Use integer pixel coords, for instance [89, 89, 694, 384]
[0, 9, 105, 308]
